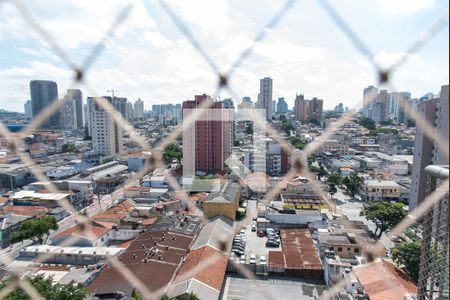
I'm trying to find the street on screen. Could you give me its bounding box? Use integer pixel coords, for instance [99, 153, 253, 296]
[333, 186, 394, 250]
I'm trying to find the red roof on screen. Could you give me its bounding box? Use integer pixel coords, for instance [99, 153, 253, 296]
[53, 223, 111, 240]
[175, 245, 228, 291]
[142, 217, 157, 226]
[354, 259, 417, 300]
[0, 205, 49, 217]
[92, 200, 135, 221]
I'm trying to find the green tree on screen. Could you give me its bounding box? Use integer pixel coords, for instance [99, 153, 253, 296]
[0, 275, 87, 300]
[188, 292, 200, 300]
[326, 172, 342, 186]
[341, 173, 363, 197]
[162, 143, 182, 162]
[380, 118, 394, 126]
[61, 144, 76, 153]
[360, 201, 406, 238]
[317, 165, 328, 180]
[132, 288, 144, 300]
[391, 241, 421, 281]
[290, 137, 306, 150]
[358, 117, 376, 130]
[11, 217, 58, 244]
[281, 120, 295, 135]
[328, 184, 337, 196]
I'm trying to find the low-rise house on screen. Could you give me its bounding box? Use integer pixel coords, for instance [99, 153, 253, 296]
[352, 258, 417, 300]
[169, 216, 234, 300]
[366, 151, 409, 175]
[203, 182, 240, 221]
[19, 245, 124, 265]
[10, 190, 74, 208]
[0, 213, 32, 249]
[51, 222, 113, 247]
[361, 180, 402, 202]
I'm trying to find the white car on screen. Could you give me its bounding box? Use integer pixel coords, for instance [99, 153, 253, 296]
[240, 255, 246, 264]
[249, 254, 256, 264]
[259, 255, 267, 266]
[240, 229, 246, 235]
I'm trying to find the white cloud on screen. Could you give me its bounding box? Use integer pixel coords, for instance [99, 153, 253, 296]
[377, 0, 435, 15]
[0, 0, 447, 114]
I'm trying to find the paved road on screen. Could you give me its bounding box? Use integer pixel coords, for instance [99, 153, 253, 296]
[333, 187, 394, 250]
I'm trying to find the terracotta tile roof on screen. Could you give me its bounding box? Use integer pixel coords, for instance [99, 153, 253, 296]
[142, 217, 157, 226]
[93, 220, 116, 229]
[92, 199, 135, 221]
[117, 239, 133, 248]
[124, 186, 151, 192]
[53, 223, 111, 240]
[189, 192, 209, 202]
[353, 258, 417, 300]
[88, 230, 194, 296]
[175, 245, 228, 291]
[0, 205, 49, 217]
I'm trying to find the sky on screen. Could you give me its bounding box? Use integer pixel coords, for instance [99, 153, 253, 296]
[0, 0, 448, 112]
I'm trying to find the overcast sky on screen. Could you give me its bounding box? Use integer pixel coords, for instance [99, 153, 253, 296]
[0, 0, 448, 112]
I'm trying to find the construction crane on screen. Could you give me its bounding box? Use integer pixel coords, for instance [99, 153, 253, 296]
[106, 89, 126, 98]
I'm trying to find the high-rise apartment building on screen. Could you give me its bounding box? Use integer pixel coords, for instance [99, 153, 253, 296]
[363, 85, 378, 118]
[66, 89, 83, 130]
[294, 94, 323, 124]
[294, 94, 308, 122]
[24, 100, 32, 118]
[29, 80, 59, 129]
[277, 97, 288, 114]
[88, 97, 123, 157]
[134, 99, 144, 119]
[182, 94, 232, 177]
[257, 77, 273, 120]
[83, 103, 92, 137]
[60, 96, 77, 130]
[272, 100, 277, 115]
[410, 85, 449, 210]
[308, 97, 323, 124]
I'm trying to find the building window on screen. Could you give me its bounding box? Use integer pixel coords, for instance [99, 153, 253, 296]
[337, 247, 343, 252]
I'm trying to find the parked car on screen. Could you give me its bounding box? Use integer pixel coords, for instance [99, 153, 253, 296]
[233, 241, 245, 248]
[251, 224, 256, 232]
[233, 245, 245, 252]
[266, 240, 279, 247]
[249, 254, 256, 264]
[266, 228, 276, 235]
[259, 255, 267, 266]
[252, 217, 257, 222]
[232, 248, 244, 256]
[240, 229, 246, 235]
[240, 255, 246, 264]
[241, 201, 247, 208]
[257, 230, 265, 237]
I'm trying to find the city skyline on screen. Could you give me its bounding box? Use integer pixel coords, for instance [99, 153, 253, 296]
[0, 0, 448, 112]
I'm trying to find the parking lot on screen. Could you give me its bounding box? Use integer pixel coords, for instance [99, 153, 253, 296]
[231, 200, 281, 264]
[221, 276, 326, 300]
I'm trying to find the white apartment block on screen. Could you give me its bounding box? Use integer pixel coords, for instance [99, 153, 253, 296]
[366, 151, 409, 175]
[88, 97, 123, 158]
